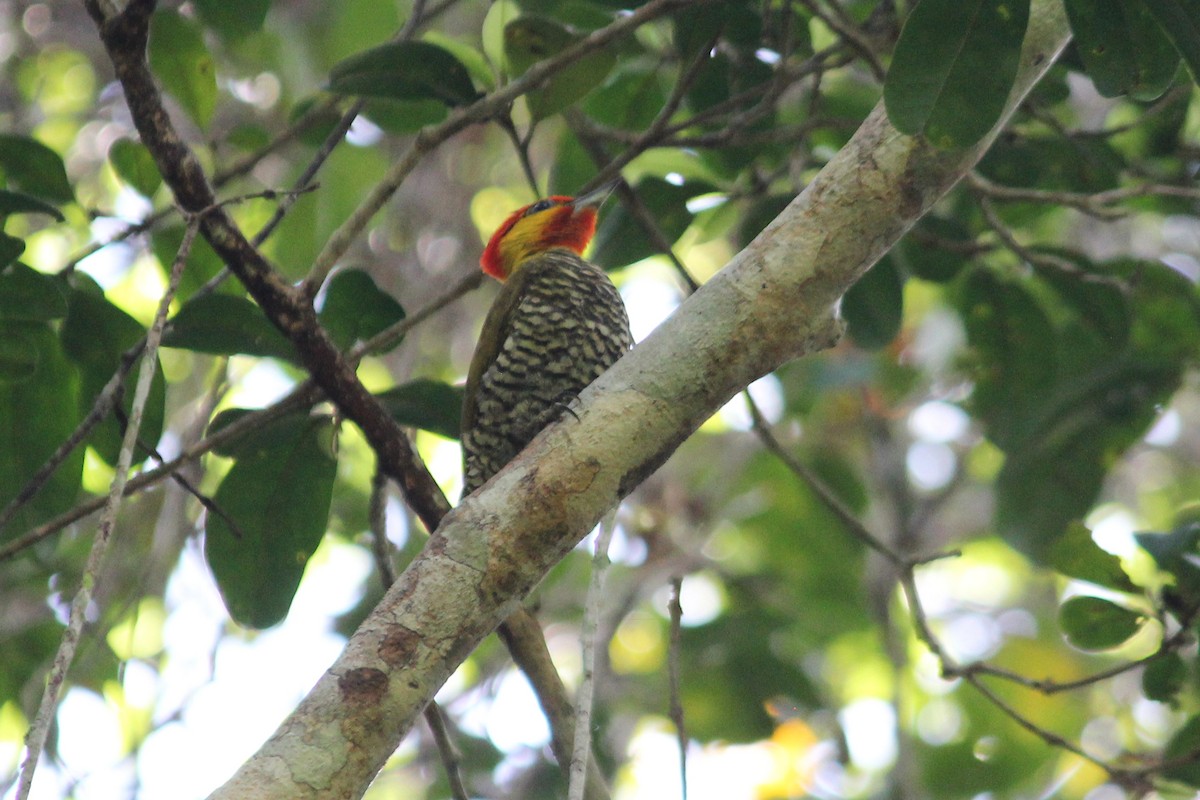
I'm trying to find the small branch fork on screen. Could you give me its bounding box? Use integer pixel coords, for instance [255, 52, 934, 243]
[745, 397, 1198, 793]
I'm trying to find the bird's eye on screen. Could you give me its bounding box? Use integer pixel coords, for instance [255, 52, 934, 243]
[525, 199, 554, 216]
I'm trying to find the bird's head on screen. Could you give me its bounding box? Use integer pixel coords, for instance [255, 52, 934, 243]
[480, 183, 614, 281]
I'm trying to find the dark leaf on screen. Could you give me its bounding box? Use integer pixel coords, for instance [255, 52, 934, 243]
[319, 268, 406, 350]
[0, 263, 67, 322]
[0, 234, 24, 270]
[328, 41, 479, 106]
[205, 415, 337, 628]
[0, 190, 65, 221]
[163, 294, 296, 362]
[897, 215, 974, 282]
[1058, 595, 1143, 650]
[193, 0, 271, 40]
[842, 255, 905, 349]
[1065, 0, 1180, 99]
[0, 323, 83, 536]
[885, 0, 1030, 147]
[207, 408, 318, 458]
[0, 134, 73, 204]
[108, 139, 162, 198]
[582, 66, 666, 129]
[673, 1, 760, 58]
[959, 269, 1057, 450]
[1164, 714, 1200, 786]
[1136, 521, 1200, 603]
[0, 325, 37, 383]
[1049, 522, 1138, 593]
[61, 286, 166, 466]
[1141, 0, 1200, 84]
[504, 16, 616, 120]
[148, 10, 217, 129]
[591, 178, 711, 269]
[1143, 652, 1188, 704]
[978, 136, 1123, 192]
[361, 98, 448, 134]
[1035, 261, 1132, 355]
[375, 379, 464, 440]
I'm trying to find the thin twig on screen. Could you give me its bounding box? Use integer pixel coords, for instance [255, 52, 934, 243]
[799, 0, 885, 81]
[746, 396, 908, 564]
[569, 514, 619, 800]
[499, 113, 542, 196]
[667, 576, 688, 800]
[16, 215, 194, 800]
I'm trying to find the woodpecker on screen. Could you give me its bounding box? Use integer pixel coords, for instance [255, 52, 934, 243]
[461, 185, 633, 495]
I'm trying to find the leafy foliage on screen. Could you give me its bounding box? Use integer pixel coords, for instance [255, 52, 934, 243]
[3, 0, 1200, 797]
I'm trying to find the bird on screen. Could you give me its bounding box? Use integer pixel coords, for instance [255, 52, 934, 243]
[461, 183, 634, 496]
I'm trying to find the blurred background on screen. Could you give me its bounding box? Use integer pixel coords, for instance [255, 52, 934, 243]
[2, 0, 1200, 798]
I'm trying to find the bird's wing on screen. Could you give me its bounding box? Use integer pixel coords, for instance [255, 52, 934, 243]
[461, 263, 542, 436]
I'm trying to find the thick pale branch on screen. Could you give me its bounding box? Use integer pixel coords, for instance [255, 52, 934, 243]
[209, 2, 1071, 797]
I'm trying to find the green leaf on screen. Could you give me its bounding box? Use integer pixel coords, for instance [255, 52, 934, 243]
[163, 294, 296, 362]
[1064, 0, 1180, 100]
[1136, 522, 1200, 603]
[978, 136, 1123, 192]
[328, 41, 479, 106]
[504, 15, 617, 120]
[108, 139, 162, 198]
[1143, 652, 1188, 704]
[61, 286, 166, 467]
[679, 604, 820, 741]
[0, 323, 83, 537]
[1049, 522, 1138, 592]
[318, 268, 405, 351]
[897, 215, 973, 282]
[1164, 714, 1200, 786]
[204, 415, 337, 628]
[1058, 595, 1143, 650]
[148, 10, 218, 129]
[192, 0, 271, 40]
[673, 1, 761, 58]
[207, 408, 328, 457]
[842, 255, 905, 349]
[0, 134, 74, 204]
[1036, 262, 1132, 354]
[422, 32, 495, 92]
[0, 263, 67, 322]
[1140, 0, 1200, 84]
[959, 269, 1057, 450]
[0, 325, 37, 383]
[582, 66, 666, 129]
[885, 0, 1031, 147]
[591, 178, 709, 269]
[0, 190, 65, 221]
[0, 233, 24, 269]
[375, 379, 464, 440]
[361, 99, 448, 134]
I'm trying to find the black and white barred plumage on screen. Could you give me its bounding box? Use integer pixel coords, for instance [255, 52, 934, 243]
[461, 247, 632, 496]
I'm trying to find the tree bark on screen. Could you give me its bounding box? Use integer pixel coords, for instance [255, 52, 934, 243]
[209, 2, 1071, 797]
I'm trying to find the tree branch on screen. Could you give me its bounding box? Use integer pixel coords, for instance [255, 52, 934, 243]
[206, 3, 1071, 796]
